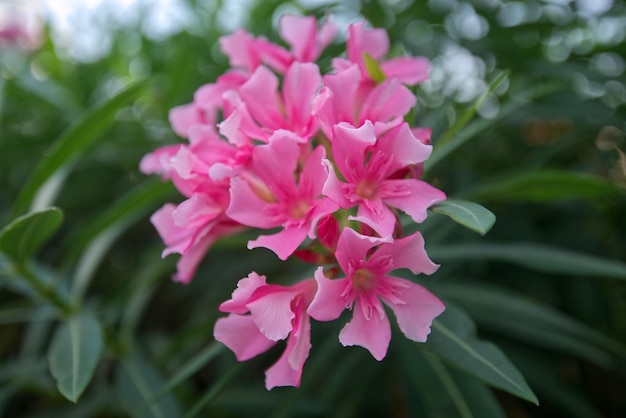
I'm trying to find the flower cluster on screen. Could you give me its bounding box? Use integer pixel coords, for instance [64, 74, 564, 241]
[141, 15, 446, 390]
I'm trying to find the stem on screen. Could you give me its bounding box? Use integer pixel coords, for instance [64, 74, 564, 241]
[13, 262, 75, 316]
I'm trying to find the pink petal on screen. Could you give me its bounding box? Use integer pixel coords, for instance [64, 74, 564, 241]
[383, 179, 446, 224]
[265, 301, 312, 389]
[246, 285, 299, 341]
[219, 272, 267, 314]
[381, 56, 430, 85]
[172, 193, 222, 229]
[355, 200, 398, 237]
[376, 123, 433, 172]
[279, 14, 317, 62]
[248, 224, 309, 261]
[282, 62, 321, 136]
[384, 278, 445, 342]
[331, 121, 376, 179]
[307, 268, 349, 321]
[239, 66, 283, 130]
[298, 146, 327, 199]
[219, 29, 260, 71]
[373, 232, 439, 276]
[226, 177, 277, 228]
[169, 103, 206, 138]
[360, 78, 416, 125]
[347, 22, 389, 64]
[214, 314, 276, 361]
[252, 132, 300, 199]
[335, 228, 390, 276]
[339, 300, 391, 361]
[321, 159, 351, 208]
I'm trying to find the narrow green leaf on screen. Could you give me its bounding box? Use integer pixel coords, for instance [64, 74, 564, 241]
[429, 243, 626, 280]
[467, 170, 620, 202]
[424, 304, 538, 404]
[143, 343, 224, 411]
[425, 81, 563, 172]
[363, 52, 386, 83]
[9, 80, 147, 219]
[183, 363, 243, 418]
[0, 207, 63, 263]
[431, 199, 496, 235]
[117, 353, 182, 418]
[62, 179, 173, 268]
[433, 71, 509, 151]
[48, 310, 104, 403]
[436, 284, 626, 365]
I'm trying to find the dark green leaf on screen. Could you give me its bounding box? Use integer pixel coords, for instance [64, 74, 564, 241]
[467, 170, 620, 202]
[48, 310, 104, 402]
[436, 283, 626, 365]
[424, 304, 538, 404]
[429, 243, 626, 280]
[431, 199, 496, 235]
[9, 80, 147, 219]
[117, 352, 182, 418]
[0, 208, 63, 263]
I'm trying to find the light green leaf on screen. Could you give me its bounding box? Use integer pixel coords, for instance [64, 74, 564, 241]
[467, 170, 620, 202]
[431, 199, 496, 235]
[424, 304, 538, 404]
[363, 52, 386, 83]
[0, 207, 63, 263]
[9, 80, 147, 219]
[48, 310, 104, 403]
[436, 283, 626, 366]
[429, 243, 626, 280]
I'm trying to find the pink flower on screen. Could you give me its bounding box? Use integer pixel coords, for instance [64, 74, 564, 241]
[214, 272, 317, 389]
[236, 62, 322, 141]
[322, 121, 446, 237]
[332, 22, 430, 85]
[308, 228, 445, 360]
[150, 193, 243, 283]
[226, 131, 338, 260]
[278, 14, 337, 64]
[313, 64, 416, 138]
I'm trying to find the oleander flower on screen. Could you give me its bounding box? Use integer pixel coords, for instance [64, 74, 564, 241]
[214, 272, 317, 389]
[308, 228, 445, 360]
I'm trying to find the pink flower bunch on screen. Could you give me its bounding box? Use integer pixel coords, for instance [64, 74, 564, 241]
[141, 15, 446, 390]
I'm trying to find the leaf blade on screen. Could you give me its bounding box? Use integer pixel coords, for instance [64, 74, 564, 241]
[431, 199, 496, 235]
[0, 207, 63, 263]
[48, 310, 104, 402]
[424, 304, 538, 404]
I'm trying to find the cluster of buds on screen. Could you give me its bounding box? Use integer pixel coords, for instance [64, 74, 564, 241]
[141, 15, 446, 389]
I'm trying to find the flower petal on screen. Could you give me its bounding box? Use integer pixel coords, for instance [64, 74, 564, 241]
[384, 278, 445, 342]
[372, 232, 439, 275]
[383, 179, 446, 224]
[339, 300, 391, 361]
[219, 272, 267, 314]
[214, 314, 276, 361]
[247, 224, 309, 260]
[246, 285, 299, 341]
[307, 267, 349, 321]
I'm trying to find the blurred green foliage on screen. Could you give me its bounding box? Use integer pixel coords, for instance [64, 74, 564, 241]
[1, 0, 625, 417]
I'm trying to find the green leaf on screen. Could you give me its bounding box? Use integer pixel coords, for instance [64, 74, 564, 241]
[424, 304, 538, 404]
[399, 344, 506, 418]
[48, 310, 104, 403]
[0, 207, 63, 263]
[143, 343, 224, 411]
[9, 80, 147, 219]
[431, 199, 496, 235]
[429, 243, 626, 280]
[363, 52, 386, 83]
[430, 71, 509, 154]
[425, 81, 563, 172]
[436, 283, 626, 366]
[116, 352, 182, 418]
[467, 170, 620, 202]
